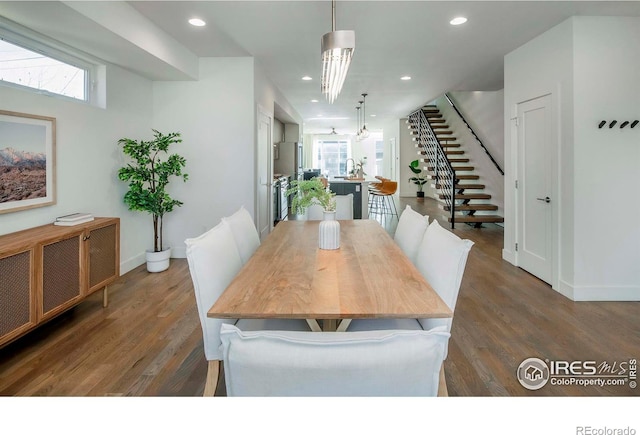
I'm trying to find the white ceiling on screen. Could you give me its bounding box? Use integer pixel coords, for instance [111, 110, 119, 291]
[3, 1, 640, 134]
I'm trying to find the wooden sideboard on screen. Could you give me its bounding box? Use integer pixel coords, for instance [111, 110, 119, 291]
[0, 217, 120, 348]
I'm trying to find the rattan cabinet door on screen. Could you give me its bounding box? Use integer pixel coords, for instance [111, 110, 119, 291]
[40, 234, 83, 321]
[87, 223, 118, 294]
[0, 250, 36, 347]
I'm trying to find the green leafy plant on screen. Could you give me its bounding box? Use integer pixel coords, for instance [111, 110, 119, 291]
[118, 130, 188, 252]
[409, 159, 428, 193]
[286, 177, 336, 215]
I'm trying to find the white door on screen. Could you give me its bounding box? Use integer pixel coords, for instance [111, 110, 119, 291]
[389, 137, 397, 180]
[516, 94, 553, 283]
[257, 108, 272, 240]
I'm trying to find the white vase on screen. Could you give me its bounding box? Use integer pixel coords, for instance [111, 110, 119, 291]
[318, 211, 340, 250]
[146, 247, 171, 272]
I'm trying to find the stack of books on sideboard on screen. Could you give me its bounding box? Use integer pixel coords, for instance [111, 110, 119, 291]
[54, 212, 95, 226]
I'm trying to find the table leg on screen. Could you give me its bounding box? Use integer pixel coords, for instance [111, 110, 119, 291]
[306, 319, 322, 332]
[336, 319, 352, 332]
[307, 319, 352, 332]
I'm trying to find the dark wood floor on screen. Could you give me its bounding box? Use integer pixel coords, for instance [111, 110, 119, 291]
[1, 197, 638, 396]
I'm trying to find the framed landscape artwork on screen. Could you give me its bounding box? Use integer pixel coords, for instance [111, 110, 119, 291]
[0, 110, 56, 214]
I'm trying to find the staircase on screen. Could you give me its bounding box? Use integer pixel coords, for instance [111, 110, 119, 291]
[408, 105, 504, 228]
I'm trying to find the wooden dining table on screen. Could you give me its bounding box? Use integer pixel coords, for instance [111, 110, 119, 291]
[207, 219, 452, 332]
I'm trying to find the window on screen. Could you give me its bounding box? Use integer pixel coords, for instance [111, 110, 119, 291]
[312, 139, 351, 177]
[375, 139, 384, 176]
[0, 38, 86, 101]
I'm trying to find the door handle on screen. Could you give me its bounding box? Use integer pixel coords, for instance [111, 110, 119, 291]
[536, 196, 551, 203]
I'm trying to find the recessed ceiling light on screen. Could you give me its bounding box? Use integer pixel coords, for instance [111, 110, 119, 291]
[401, 76, 412, 81]
[450, 17, 468, 26]
[370, 114, 376, 117]
[302, 76, 313, 81]
[311, 99, 319, 103]
[188, 18, 206, 27]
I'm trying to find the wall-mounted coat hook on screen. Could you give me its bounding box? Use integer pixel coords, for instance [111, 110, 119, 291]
[609, 120, 617, 128]
[598, 120, 606, 129]
[620, 121, 629, 129]
[632, 120, 639, 129]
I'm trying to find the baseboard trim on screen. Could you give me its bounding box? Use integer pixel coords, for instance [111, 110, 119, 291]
[502, 248, 515, 265]
[120, 252, 145, 275]
[556, 280, 640, 301]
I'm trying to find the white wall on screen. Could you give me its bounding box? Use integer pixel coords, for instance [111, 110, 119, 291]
[504, 17, 574, 292]
[447, 91, 505, 168]
[381, 118, 400, 181]
[0, 64, 154, 274]
[399, 117, 421, 197]
[153, 57, 255, 259]
[571, 17, 640, 299]
[273, 118, 284, 144]
[505, 16, 640, 300]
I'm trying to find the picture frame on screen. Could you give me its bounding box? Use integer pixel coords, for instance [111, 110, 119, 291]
[0, 110, 56, 214]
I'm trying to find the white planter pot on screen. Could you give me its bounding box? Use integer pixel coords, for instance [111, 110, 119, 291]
[318, 211, 340, 250]
[146, 247, 171, 273]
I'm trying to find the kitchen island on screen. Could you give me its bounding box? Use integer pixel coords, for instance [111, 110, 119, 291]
[328, 177, 371, 219]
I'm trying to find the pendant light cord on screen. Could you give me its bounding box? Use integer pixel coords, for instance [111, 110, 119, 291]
[331, 0, 336, 32]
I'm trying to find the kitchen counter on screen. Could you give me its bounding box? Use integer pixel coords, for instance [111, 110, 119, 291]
[329, 177, 372, 184]
[327, 178, 370, 219]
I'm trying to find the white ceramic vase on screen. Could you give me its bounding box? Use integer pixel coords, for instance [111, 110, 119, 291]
[146, 247, 171, 272]
[318, 211, 340, 250]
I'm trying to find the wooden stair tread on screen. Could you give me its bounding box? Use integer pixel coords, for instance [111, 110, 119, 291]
[424, 113, 443, 118]
[448, 215, 504, 223]
[444, 204, 498, 211]
[431, 125, 450, 129]
[436, 184, 486, 190]
[439, 193, 492, 200]
[420, 150, 464, 155]
[429, 166, 475, 172]
[428, 119, 446, 123]
[422, 157, 469, 162]
[441, 143, 461, 148]
[434, 130, 453, 135]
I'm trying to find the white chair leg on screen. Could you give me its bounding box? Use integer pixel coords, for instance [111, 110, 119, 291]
[203, 360, 220, 396]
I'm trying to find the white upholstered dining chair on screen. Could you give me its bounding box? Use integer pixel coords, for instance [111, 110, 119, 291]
[220, 324, 450, 396]
[413, 220, 474, 337]
[221, 206, 260, 264]
[185, 221, 309, 396]
[393, 204, 429, 265]
[306, 202, 324, 220]
[334, 193, 354, 220]
[348, 219, 474, 361]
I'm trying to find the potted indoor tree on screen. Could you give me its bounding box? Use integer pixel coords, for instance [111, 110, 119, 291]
[118, 130, 188, 272]
[409, 159, 428, 199]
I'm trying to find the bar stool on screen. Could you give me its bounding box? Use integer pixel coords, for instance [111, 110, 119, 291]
[369, 180, 398, 219]
[368, 177, 388, 213]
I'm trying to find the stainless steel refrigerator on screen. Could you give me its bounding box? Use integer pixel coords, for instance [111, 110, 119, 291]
[274, 142, 302, 180]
